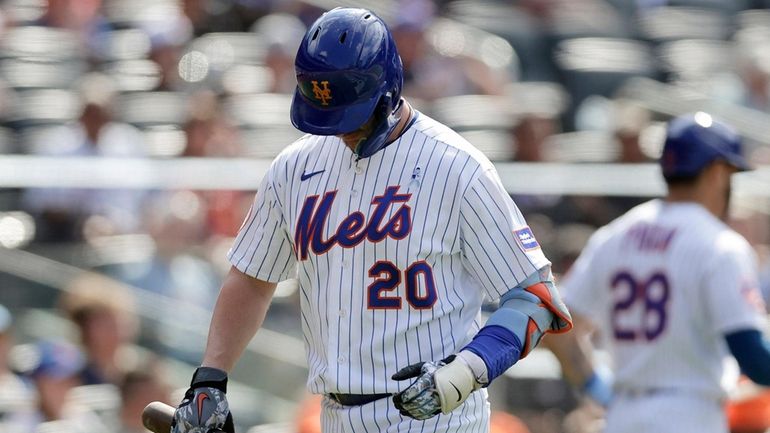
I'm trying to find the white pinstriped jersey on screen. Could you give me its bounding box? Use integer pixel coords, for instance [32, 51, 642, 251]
[228, 112, 549, 400]
[563, 200, 766, 400]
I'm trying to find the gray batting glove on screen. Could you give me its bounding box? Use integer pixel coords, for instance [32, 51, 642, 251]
[392, 352, 484, 420]
[172, 367, 234, 433]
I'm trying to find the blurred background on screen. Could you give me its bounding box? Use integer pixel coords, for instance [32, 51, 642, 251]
[1, 0, 770, 432]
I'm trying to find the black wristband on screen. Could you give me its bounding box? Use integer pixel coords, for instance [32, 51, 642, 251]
[191, 366, 229, 393]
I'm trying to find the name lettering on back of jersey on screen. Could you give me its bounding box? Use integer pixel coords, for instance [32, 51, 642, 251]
[625, 223, 677, 252]
[295, 185, 412, 260]
[514, 226, 540, 251]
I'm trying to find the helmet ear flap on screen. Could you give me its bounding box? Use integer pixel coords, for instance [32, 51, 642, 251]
[354, 92, 405, 158]
[378, 92, 393, 118]
[378, 89, 402, 118]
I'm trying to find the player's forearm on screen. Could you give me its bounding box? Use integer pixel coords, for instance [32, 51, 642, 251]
[201, 267, 277, 372]
[542, 325, 594, 388]
[542, 313, 613, 407]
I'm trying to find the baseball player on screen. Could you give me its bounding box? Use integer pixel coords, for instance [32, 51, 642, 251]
[170, 7, 572, 433]
[546, 112, 770, 432]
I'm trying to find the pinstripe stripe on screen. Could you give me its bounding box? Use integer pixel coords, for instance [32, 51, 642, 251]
[407, 138, 440, 364]
[468, 185, 529, 274]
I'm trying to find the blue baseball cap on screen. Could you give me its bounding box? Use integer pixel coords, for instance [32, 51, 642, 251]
[30, 340, 85, 379]
[661, 112, 751, 179]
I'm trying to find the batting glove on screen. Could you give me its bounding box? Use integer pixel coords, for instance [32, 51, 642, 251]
[172, 367, 234, 433]
[392, 351, 485, 420]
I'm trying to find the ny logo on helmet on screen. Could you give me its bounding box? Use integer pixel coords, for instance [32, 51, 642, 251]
[311, 80, 332, 106]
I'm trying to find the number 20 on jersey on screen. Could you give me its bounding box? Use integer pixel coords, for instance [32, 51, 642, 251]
[368, 261, 437, 310]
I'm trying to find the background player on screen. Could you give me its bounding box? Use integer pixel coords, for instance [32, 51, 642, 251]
[170, 7, 572, 433]
[546, 112, 770, 432]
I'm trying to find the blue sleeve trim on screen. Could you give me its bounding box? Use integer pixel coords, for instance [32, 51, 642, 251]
[462, 324, 522, 383]
[725, 329, 770, 386]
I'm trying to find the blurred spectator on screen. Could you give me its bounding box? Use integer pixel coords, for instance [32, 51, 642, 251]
[38, 0, 111, 55]
[22, 73, 148, 241]
[142, 190, 220, 304]
[11, 340, 106, 433]
[59, 274, 139, 386]
[30, 341, 84, 422]
[392, 0, 509, 101]
[182, 90, 250, 238]
[107, 191, 220, 331]
[183, 90, 241, 157]
[551, 223, 595, 275]
[513, 115, 555, 162]
[40, 0, 101, 31]
[610, 99, 652, 164]
[118, 362, 171, 433]
[251, 13, 306, 93]
[737, 52, 770, 112]
[139, 3, 193, 91]
[0, 305, 36, 430]
[182, 0, 246, 36]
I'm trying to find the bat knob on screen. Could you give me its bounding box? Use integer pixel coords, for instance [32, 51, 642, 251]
[142, 401, 176, 433]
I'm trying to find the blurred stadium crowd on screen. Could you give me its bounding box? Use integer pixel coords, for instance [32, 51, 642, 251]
[2, 0, 770, 432]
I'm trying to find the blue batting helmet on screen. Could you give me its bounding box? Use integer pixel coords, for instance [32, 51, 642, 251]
[290, 8, 404, 158]
[661, 112, 750, 180]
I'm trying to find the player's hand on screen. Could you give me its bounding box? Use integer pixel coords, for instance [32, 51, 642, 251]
[172, 367, 234, 433]
[391, 353, 482, 420]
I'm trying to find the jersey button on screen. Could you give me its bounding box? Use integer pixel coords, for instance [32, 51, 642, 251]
[354, 166, 363, 174]
[351, 189, 359, 197]
[341, 260, 349, 268]
[339, 309, 347, 317]
[337, 355, 346, 363]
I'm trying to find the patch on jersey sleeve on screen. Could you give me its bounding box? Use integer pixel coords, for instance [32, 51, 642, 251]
[740, 282, 766, 313]
[514, 226, 540, 251]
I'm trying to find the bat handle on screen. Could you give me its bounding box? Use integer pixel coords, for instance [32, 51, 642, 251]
[142, 401, 175, 433]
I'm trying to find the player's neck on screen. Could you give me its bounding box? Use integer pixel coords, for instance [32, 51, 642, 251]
[665, 189, 722, 219]
[340, 100, 413, 154]
[665, 164, 730, 219]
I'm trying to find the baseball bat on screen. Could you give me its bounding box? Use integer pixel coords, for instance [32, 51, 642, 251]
[142, 401, 175, 433]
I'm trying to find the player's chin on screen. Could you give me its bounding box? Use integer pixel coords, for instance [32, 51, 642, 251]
[339, 131, 365, 142]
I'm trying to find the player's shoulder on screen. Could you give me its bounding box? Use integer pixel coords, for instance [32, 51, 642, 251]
[661, 202, 746, 249]
[640, 201, 752, 258]
[267, 134, 322, 175]
[713, 225, 754, 260]
[410, 111, 495, 174]
[273, 133, 321, 162]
